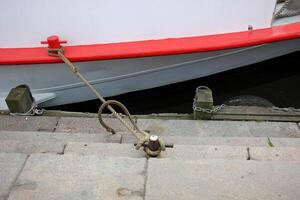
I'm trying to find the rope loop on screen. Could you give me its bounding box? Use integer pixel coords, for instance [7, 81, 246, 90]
[50, 48, 171, 157]
[98, 100, 140, 135]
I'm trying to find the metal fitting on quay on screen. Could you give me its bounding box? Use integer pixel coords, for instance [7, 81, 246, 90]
[135, 135, 174, 157]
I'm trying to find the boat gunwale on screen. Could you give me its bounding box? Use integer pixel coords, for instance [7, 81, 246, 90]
[1, 22, 300, 65]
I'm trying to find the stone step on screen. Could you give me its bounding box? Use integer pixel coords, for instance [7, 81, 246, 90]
[55, 117, 124, 133]
[2, 115, 299, 138]
[1, 130, 300, 156]
[0, 153, 27, 200]
[145, 159, 300, 200]
[0, 131, 121, 154]
[137, 119, 300, 137]
[3, 153, 300, 200]
[65, 142, 248, 160]
[250, 146, 300, 161]
[0, 115, 59, 132]
[0, 131, 121, 143]
[0, 140, 65, 155]
[7, 154, 146, 200]
[122, 134, 300, 147]
[65, 142, 300, 161]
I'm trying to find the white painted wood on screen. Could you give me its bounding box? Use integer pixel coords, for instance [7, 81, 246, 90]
[0, 0, 276, 48]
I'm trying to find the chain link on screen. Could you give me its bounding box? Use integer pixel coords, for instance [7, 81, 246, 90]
[272, 106, 300, 112]
[9, 101, 44, 116]
[193, 103, 300, 114]
[193, 102, 226, 113]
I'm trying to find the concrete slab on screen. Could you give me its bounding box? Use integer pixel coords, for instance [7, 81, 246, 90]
[246, 121, 300, 138]
[65, 142, 247, 160]
[196, 120, 252, 137]
[8, 154, 145, 200]
[158, 145, 248, 160]
[65, 142, 144, 158]
[196, 121, 300, 137]
[146, 159, 300, 200]
[249, 147, 300, 161]
[137, 119, 300, 138]
[122, 135, 300, 147]
[55, 117, 125, 134]
[0, 131, 121, 144]
[0, 153, 27, 200]
[121, 134, 137, 143]
[270, 137, 300, 147]
[137, 119, 199, 136]
[0, 140, 64, 154]
[0, 115, 59, 132]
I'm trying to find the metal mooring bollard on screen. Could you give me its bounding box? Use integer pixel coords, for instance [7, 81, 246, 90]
[5, 85, 34, 113]
[193, 86, 213, 120]
[5, 85, 43, 115]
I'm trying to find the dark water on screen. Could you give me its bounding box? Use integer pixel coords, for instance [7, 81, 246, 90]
[48, 51, 300, 114]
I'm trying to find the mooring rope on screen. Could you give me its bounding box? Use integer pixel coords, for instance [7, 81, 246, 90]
[56, 50, 162, 152]
[97, 99, 147, 141]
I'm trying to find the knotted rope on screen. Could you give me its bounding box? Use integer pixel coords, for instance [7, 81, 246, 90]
[50, 49, 166, 156]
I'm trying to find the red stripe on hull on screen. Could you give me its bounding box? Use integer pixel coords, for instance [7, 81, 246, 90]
[1, 22, 300, 65]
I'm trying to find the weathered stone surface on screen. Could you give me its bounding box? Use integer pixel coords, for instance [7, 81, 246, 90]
[246, 121, 300, 138]
[8, 154, 145, 200]
[55, 117, 125, 134]
[159, 145, 248, 160]
[137, 119, 199, 136]
[65, 142, 144, 158]
[0, 140, 64, 154]
[0, 153, 27, 200]
[0, 116, 59, 132]
[122, 135, 300, 147]
[196, 120, 252, 137]
[137, 119, 300, 138]
[65, 142, 247, 160]
[270, 137, 300, 147]
[0, 131, 121, 144]
[249, 147, 300, 161]
[196, 121, 300, 137]
[146, 159, 300, 200]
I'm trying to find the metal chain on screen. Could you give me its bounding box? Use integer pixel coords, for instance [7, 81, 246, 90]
[193, 102, 226, 113]
[193, 104, 300, 113]
[272, 106, 300, 112]
[9, 101, 44, 116]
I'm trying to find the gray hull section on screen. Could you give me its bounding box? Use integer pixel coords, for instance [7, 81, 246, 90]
[1, 39, 300, 107]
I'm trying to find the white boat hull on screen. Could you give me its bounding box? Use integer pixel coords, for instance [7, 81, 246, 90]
[1, 38, 299, 108]
[1, 0, 276, 48]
